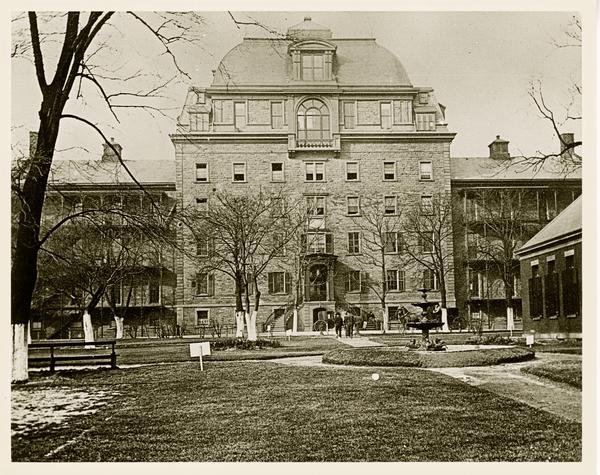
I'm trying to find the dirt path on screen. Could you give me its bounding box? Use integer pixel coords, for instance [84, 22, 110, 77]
[270, 352, 581, 423]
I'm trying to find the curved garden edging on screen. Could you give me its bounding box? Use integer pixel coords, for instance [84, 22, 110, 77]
[322, 346, 535, 368]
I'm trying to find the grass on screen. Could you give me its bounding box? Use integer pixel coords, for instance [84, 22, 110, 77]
[323, 346, 535, 368]
[12, 360, 581, 462]
[28, 336, 344, 367]
[521, 359, 582, 389]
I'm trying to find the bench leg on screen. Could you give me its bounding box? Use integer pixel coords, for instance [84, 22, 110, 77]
[111, 345, 117, 369]
[50, 347, 55, 373]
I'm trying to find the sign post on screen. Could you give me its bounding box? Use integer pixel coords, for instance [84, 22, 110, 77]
[190, 342, 211, 371]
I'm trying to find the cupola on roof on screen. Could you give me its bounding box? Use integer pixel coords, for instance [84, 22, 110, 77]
[287, 16, 333, 39]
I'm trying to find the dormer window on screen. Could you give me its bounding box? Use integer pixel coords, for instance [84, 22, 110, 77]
[302, 53, 324, 80]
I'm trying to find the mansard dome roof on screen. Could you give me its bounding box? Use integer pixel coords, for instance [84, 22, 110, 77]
[211, 36, 412, 87]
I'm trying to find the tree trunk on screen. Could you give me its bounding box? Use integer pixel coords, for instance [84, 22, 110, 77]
[114, 316, 124, 339]
[246, 311, 258, 341]
[235, 311, 245, 338]
[439, 277, 449, 332]
[506, 306, 514, 332]
[292, 308, 298, 333]
[83, 310, 95, 348]
[12, 323, 29, 383]
[380, 250, 388, 333]
[381, 302, 388, 334]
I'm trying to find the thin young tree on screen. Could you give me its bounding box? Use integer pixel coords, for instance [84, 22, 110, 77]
[402, 193, 454, 331]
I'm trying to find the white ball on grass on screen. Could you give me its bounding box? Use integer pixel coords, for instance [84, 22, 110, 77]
[371, 373, 380, 381]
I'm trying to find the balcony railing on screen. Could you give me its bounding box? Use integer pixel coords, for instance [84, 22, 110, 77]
[288, 134, 341, 156]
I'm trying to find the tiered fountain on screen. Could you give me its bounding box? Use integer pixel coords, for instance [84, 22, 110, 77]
[405, 288, 445, 350]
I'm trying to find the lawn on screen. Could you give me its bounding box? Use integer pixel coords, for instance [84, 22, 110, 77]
[12, 360, 581, 462]
[521, 359, 582, 389]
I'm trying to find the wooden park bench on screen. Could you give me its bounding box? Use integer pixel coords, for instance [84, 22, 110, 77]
[28, 340, 118, 372]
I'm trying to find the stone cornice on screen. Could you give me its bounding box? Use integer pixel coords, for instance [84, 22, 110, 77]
[451, 179, 581, 187]
[206, 85, 421, 95]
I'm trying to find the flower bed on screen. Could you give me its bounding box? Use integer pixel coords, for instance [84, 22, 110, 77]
[323, 346, 535, 368]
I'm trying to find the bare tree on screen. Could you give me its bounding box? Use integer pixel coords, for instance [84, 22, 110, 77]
[11, 11, 205, 381]
[182, 188, 303, 341]
[402, 193, 454, 330]
[465, 188, 541, 330]
[348, 196, 407, 332]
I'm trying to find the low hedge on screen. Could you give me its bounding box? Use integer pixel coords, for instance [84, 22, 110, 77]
[521, 360, 582, 389]
[322, 346, 535, 368]
[210, 338, 281, 351]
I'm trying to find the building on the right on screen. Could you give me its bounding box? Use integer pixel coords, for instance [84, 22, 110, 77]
[451, 135, 581, 331]
[515, 196, 581, 339]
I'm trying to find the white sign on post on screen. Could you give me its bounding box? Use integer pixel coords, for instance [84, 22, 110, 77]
[525, 334, 535, 347]
[190, 342, 211, 371]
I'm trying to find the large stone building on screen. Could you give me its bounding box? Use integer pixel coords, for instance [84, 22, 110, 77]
[171, 17, 457, 333]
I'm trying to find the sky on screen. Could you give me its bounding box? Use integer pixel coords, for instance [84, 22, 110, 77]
[11, 10, 582, 161]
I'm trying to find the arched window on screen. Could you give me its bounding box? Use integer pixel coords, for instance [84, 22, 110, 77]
[297, 99, 330, 143]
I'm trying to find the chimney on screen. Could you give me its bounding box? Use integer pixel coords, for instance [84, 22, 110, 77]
[101, 138, 123, 162]
[560, 133, 575, 159]
[29, 131, 38, 158]
[488, 135, 510, 160]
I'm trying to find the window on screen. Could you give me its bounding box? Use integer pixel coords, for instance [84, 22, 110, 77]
[109, 284, 121, 305]
[529, 263, 543, 318]
[386, 270, 405, 292]
[346, 270, 361, 293]
[346, 162, 359, 181]
[423, 269, 438, 290]
[305, 232, 333, 254]
[195, 273, 214, 296]
[301, 54, 324, 80]
[384, 196, 397, 215]
[380, 102, 392, 129]
[195, 163, 208, 182]
[297, 99, 330, 142]
[195, 197, 208, 214]
[416, 113, 436, 131]
[384, 232, 402, 254]
[347, 196, 360, 216]
[268, 272, 291, 294]
[234, 102, 247, 129]
[306, 196, 325, 229]
[545, 258, 559, 317]
[213, 100, 224, 123]
[190, 113, 209, 131]
[195, 309, 209, 325]
[148, 281, 160, 304]
[232, 163, 246, 182]
[271, 102, 284, 129]
[196, 91, 206, 104]
[418, 92, 429, 104]
[343, 102, 356, 129]
[383, 162, 396, 181]
[468, 268, 481, 298]
[419, 161, 433, 180]
[271, 163, 284, 182]
[562, 252, 579, 316]
[305, 162, 325, 181]
[421, 195, 433, 214]
[348, 232, 360, 254]
[196, 236, 211, 256]
[419, 232, 434, 253]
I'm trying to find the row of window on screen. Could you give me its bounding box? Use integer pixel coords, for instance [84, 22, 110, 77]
[107, 281, 161, 306]
[192, 269, 438, 296]
[191, 97, 435, 132]
[529, 251, 579, 318]
[195, 160, 434, 183]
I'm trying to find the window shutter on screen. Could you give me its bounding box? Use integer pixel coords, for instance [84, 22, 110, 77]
[268, 273, 274, 294]
[399, 271, 405, 291]
[284, 272, 291, 294]
[326, 233, 334, 254]
[208, 274, 214, 296]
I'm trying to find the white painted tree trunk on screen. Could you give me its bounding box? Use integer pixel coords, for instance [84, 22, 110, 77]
[12, 323, 29, 383]
[292, 308, 298, 334]
[83, 310, 95, 348]
[235, 311, 245, 338]
[382, 308, 388, 333]
[441, 307, 449, 332]
[247, 311, 258, 341]
[114, 316, 124, 339]
[27, 322, 32, 344]
[506, 306, 515, 332]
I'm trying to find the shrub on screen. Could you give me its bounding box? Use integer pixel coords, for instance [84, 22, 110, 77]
[210, 338, 281, 351]
[467, 335, 518, 346]
[323, 346, 535, 368]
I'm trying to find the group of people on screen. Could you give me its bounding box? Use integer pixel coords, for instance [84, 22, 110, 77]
[332, 311, 358, 339]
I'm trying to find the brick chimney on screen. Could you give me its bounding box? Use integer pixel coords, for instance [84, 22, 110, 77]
[488, 135, 510, 160]
[101, 138, 123, 162]
[29, 131, 38, 158]
[559, 133, 575, 159]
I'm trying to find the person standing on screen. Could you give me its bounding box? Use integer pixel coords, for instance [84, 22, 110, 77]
[334, 312, 343, 339]
[346, 313, 355, 339]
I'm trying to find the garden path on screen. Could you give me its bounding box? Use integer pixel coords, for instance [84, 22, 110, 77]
[270, 352, 582, 423]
